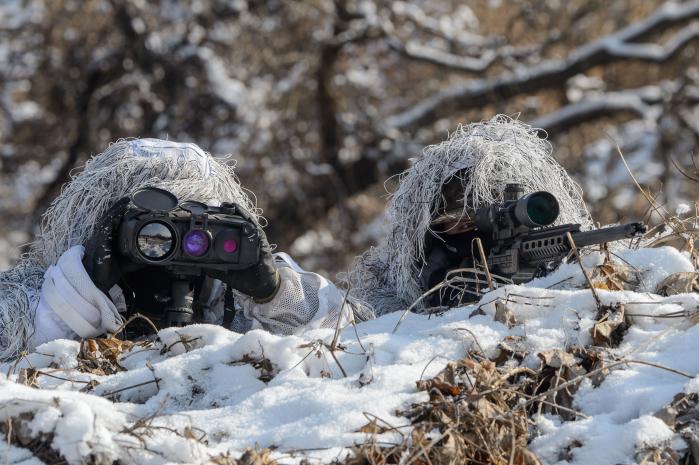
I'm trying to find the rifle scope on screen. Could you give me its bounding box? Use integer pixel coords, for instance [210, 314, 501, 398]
[515, 191, 559, 227]
[475, 189, 560, 231]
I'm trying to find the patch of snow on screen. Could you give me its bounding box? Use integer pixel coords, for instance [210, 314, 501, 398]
[676, 203, 692, 215]
[2, 246, 699, 464]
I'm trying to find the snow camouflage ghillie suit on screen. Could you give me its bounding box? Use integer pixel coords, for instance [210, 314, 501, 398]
[348, 115, 594, 316]
[0, 116, 592, 361]
[0, 139, 370, 361]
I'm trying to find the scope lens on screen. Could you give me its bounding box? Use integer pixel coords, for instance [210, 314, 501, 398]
[223, 239, 238, 253]
[526, 192, 559, 225]
[183, 230, 210, 257]
[137, 221, 175, 260]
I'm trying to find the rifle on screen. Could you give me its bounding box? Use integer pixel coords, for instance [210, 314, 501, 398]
[462, 184, 647, 284]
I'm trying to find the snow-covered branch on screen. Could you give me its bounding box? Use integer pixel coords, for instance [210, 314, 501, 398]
[605, 22, 699, 61]
[385, 36, 497, 73]
[532, 87, 665, 135]
[386, 1, 699, 129]
[534, 79, 699, 135]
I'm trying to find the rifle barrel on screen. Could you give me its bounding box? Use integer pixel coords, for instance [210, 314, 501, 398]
[570, 222, 646, 248]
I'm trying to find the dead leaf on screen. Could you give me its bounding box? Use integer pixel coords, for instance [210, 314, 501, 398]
[356, 419, 391, 434]
[495, 300, 518, 327]
[570, 348, 608, 387]
[654, 405, 679, 428]
[77, 336, 135, 375]
[474, 398, 499, 419]
[591, 304, 628, 347]
[210, 448, 279, 465]
[17, 368, 39, 388]
[657, 272, 699, 296]
[591, 260, 639, 291]
[537, 350, 577, 369]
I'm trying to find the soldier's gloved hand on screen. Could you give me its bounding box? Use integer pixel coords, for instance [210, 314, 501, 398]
[221, 203, 280, 302]
[83, 197, 141, 295]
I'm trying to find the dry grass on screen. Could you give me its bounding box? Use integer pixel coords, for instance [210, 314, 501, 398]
[337, 352, 593, 465]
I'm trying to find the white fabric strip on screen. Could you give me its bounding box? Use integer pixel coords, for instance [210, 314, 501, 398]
[130, 139, 212, 179]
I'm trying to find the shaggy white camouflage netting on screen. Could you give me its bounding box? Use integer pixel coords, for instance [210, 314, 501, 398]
[0, 139, 258, 361]
[349, 115, 594, 315]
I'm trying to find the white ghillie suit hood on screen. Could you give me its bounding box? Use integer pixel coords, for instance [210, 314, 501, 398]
[349, 115, 593, 316]
[0, 139, 256, 361]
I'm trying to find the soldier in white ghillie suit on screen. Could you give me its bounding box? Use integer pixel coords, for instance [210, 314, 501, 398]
[0, 139, 373, 361]
[0, 116, 592, 361]
[348, 115, 593, 315]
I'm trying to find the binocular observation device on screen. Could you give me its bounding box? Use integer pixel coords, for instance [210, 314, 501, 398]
[117, 187, 261, 326]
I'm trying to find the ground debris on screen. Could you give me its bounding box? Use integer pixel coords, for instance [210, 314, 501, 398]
[339, 356, 541, 465]
[657, 272, 699, 296]
[591, 303, 629, 347]
[635, 446, 682, 465]
[355, 419, 392, 435]
[569, 346, 609, 387]
[77, 336, 136, 375]
[230, 353, 277, 383]
[492, 335, 528, 366]
[0, 412, 67, 465]
[537, 349, 578, 369]
[494, 300, 518, 327]
[529, 349, 588, 421]
[16, 367, 40, 388]
[591, 259, 639, 291]
[645, 392, 699, 464]
[210, 448, 278, 465]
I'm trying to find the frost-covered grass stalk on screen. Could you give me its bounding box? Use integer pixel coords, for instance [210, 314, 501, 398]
[0, 139, 257, 361]
[349, 115, 593, 316]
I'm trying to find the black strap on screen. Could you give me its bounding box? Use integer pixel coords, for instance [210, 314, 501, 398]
[222, 284, 236, 329]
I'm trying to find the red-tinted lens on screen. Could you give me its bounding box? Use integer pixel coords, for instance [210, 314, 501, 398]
[223, 239, 237, 253]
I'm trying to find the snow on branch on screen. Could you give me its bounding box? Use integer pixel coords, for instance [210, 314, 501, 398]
[604, 23, 699, 60]
[385, 36, 497, 73]
[386, 1, 699, 130]
[532, 86, 666, 135]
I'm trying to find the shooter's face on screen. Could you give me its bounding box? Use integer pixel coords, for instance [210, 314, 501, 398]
[431, 169, 477, 234]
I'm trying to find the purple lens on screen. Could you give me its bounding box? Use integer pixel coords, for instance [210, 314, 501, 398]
[183, 230, 209, 257]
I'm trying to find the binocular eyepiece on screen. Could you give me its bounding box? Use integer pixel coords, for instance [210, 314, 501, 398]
[475, 184, 560, 232]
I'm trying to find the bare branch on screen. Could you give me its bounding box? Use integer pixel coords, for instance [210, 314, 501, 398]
[386, 1, 699, 129]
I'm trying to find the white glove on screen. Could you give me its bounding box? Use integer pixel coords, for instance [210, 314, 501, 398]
[33, 246, 123, 344]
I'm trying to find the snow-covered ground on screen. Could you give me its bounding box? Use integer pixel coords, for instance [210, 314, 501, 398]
[2, 246, 699, 464]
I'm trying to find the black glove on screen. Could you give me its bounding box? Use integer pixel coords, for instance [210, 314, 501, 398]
[220, 203, 280, 302]
[82, 197, 141, 295]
